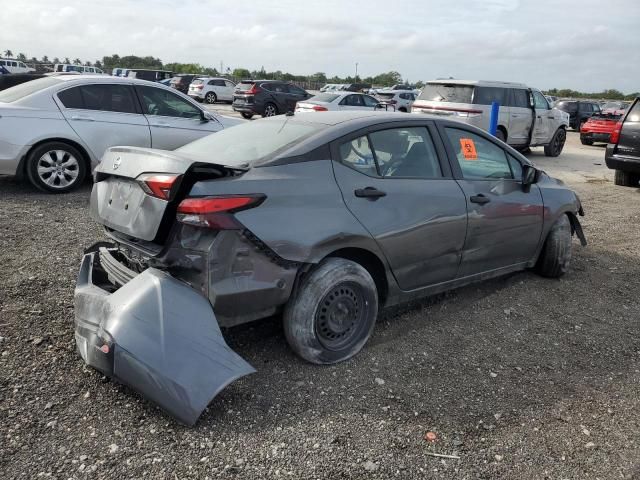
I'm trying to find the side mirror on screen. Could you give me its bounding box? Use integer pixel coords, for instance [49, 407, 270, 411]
[522, 164, 538, 188]
[201, 111, 213, 122]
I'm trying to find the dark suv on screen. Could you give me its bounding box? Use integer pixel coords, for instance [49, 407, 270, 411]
[232, 80, 311, 119]
[170, 74, 198, 94]
[555, 100, 601, 130]
[605, 97, 640, 187]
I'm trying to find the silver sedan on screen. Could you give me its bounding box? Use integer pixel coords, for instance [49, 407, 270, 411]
[0, 75, 243, 193]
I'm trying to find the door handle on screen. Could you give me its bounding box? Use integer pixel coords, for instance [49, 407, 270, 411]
[355, 187, 386, 199]
[470, 194, 491, 205]
[71, 115, 95, 122]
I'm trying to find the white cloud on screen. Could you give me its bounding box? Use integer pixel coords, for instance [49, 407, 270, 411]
[1, 0, 638, 92]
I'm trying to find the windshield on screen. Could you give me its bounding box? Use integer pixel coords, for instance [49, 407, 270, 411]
[0, 77, 62, 103]
[176, 117, 327, 167]
[309, 93, 339, 103]
[418, 83, 474, 103]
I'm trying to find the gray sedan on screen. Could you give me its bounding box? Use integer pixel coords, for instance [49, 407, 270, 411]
[75, 111, 586, 424]
[0, 75, 242, 193]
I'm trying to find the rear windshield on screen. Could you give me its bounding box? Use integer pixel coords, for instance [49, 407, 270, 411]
[556, 101, 577, 113]
[418, 83, 474, 103]
[176, 118, 327, 167]
[376, 92, 396, 99]
[310, 93, 339, 103]
[235, 82, 255, 91]
[0, 77, 62, 103]
[191, 79, 204, 85]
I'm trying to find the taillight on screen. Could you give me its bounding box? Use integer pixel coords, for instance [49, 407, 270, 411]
[176, 195, 265, 229]
[244, 84, 261, 95]
[312, 105, 328, 111]
[137, 173, 182, 200]
[610, 120, 623, 145]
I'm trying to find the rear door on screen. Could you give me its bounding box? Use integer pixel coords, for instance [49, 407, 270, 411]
[439, 125, 544, 277]
[507, 88, 533, 145]
[136, 85, 222, 150]
[331, 122, 468, 290]
[57, 83, 151, 160]
[617, 99, 640, 158]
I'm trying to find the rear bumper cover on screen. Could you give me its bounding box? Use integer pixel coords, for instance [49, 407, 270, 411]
[74, 252, 255, 425]
[605, 147, 640, 174]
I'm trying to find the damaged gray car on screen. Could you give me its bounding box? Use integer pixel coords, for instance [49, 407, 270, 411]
[74, 111, 586, 425]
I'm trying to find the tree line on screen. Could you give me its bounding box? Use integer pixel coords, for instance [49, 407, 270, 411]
[3, 50, 638, 96]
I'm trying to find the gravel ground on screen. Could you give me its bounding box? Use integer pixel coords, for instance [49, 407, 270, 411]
[2, 133, 640, 479]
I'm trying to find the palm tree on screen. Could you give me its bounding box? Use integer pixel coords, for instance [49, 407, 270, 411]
[63, 57, 70, 64]
[4, 50, 13, 58]
[52, 57, 60, 64]
[41, 55, 49, 63]
[17, 53, 27, 61]
[73, 58, 82, 65]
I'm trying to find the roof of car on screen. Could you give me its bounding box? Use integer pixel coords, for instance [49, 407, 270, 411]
[282, 110, 409, 126]
[54, 75, 164, 87]
[427, 79, 529, 88]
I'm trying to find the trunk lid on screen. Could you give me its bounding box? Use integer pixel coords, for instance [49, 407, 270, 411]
[90, 146, 242, 242]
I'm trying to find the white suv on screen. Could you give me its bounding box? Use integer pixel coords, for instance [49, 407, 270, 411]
[375, 90, 416, 113]
[188, 77, 236, 104]
[411, 80, 570, 156]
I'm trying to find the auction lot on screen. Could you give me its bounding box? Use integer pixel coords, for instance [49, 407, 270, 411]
[2, 131, 640, 479]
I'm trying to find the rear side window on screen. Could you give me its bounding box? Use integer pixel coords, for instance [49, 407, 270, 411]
[362, 95, 379, 107]
[511, 89, 530, 108]
[58, 87, 84, 109]
[473, 87, 507, 106]
[211, 79, 226, 86]
[557, 101, 577, 113]
[341, 95, 364, 106]
[289, 85, 307, 95]
[445, 128, 513, 179]
[369, 127, 442, 178]
[77, 84, 137, 114]
[418, 84, 473, 103]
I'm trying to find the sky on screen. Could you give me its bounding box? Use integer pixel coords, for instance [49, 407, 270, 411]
[1, 0, 638, 93]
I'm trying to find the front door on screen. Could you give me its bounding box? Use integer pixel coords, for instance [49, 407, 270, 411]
[56, 83, 151, 160]
[136, 85, 222, 150]
[532, 90, 553, 144]
[331, 123, 468, 290]
[440, 126, 544, 278]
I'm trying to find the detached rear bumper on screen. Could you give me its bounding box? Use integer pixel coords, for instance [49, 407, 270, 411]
[74, 251, 255, 425]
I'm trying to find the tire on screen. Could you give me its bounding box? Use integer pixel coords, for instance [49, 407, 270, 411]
[241, 112, 254, 120]
[580, 134, 593, 146]
[398, 107, 407, 113]
[205, 92, 217, 104]
[614, 169, 640, 187]
[544, 128, 566, 157]
[262, 103, 278, 117]
[26, 142, 87, 193]
[495, 129, 506, 143]
[283, 258, 378, 365]
[535, 215, 572, 278]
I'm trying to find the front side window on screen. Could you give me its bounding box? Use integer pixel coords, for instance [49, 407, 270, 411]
[533, 91, 549, 110]
[138, 86, 201, 118]
[369, 127, 442, 178]
[225, 81, 235, 88]
[445, 128, 513, 180]
[338, 135, 377, 176]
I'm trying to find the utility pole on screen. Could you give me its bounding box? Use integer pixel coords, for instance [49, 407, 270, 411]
[355, 62, 358, 81]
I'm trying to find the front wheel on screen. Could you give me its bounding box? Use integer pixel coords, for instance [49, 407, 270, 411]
[544, 128, 566, 157]
[535, 215, 572, 278]
[283, 258, 378, 364]
[26, 142, 87, 193]
[205, 92, 217, 104]
[263, 103, 278, 117]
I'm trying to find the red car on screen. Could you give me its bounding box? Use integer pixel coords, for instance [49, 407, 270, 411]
[580, 113, 623, 145]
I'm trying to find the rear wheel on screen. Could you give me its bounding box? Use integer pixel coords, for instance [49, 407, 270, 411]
[26, 142, 87, 193]
[580, 134, 593, 146]
[535, 215, 572, 278]
[205, 92, 217, 104]
[398, 107, 407, 113]
[263, 103, 278, 117]
[544, 128, 566, 157]
[614, 170, 640, 187]
[241, 112, 254, 120]
[283, 258, 378, 364]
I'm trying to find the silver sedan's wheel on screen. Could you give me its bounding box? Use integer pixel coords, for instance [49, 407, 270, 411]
[263, 103, 278, 117]
[26, 142, 87, 193]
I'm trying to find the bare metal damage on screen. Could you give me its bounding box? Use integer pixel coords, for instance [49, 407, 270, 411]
[74, 252, 255, 425]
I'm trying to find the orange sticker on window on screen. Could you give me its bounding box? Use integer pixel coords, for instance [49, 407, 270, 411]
[459, 138, 478, 160]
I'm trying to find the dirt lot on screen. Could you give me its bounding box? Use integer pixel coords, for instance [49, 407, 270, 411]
[1, 131, 640, 479]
